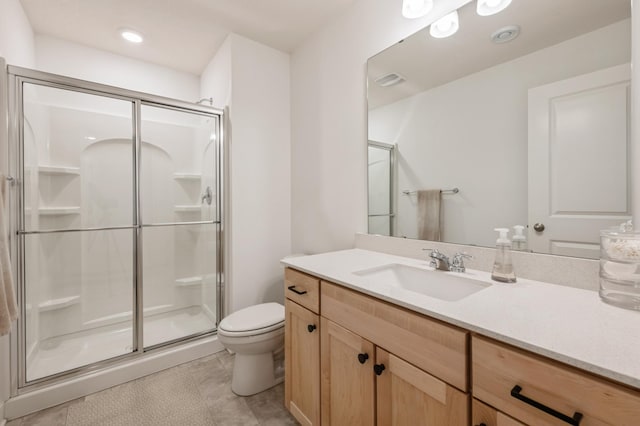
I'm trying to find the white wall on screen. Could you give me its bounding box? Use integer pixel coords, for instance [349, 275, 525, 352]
[35, 36, 200, 102]
[0, 0, 36, 420]
[201, 34, 291, 313]
[200, 37, 232, 109]
[369, 20, 630, 247]
[290, 0, 471, 255]
[0, 0, 35, 69]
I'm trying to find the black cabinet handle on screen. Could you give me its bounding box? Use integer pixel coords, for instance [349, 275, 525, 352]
[307, 324, 316, 333]
[511, 385, 583, 425]
[373, 363, 386, 376]
[288, 285, 307, 295]
[474, 424, 487, 426]
[357, 353, 369, 364]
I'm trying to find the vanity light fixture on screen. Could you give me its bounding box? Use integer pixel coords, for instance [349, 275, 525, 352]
[120, 29, 144, 44]
[402, 0, 434, 19]
[477, 0, 512, 16]
[430, 10, 459, 39]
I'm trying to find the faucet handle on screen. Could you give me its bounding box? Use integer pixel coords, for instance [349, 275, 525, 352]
[423, 248, 439, 268]
[451, 252, 473, 273]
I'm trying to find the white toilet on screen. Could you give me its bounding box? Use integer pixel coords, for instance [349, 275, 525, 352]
[217, 302, 285, 396]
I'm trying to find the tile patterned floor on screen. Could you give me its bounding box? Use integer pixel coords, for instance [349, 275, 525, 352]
[7, 351, 298, 426]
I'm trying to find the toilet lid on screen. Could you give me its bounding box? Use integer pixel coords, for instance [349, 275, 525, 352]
[218, 302, 284, 334]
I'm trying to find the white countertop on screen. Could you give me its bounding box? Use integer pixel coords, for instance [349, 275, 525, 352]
[281, 248, 640, 390]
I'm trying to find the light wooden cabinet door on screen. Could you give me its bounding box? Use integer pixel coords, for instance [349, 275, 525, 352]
[321, 318, 375, 426]
[472, 399, 525, 426]
[376, 348, 468, 426]
[285, 299, 320, 426]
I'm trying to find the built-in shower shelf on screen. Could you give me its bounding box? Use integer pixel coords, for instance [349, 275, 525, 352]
[174, 205, 201, 213]
[37, 165, 80, 175]
[38, 295, 80, 312]
[36, 206, 81, 216]
[175, 276, 203, 287]
[173, 173, 201, 181]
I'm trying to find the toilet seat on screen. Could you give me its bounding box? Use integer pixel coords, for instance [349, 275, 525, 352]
[218, 302, 284, 338]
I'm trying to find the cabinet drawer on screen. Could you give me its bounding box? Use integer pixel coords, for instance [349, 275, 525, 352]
[321, 281, 468, 391]
[473, 336, 640, 426]
[285, 268, 320, 313]
[472, 399, 525, 426]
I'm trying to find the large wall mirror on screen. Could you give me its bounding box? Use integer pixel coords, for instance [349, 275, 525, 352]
[367, 0, 631, 259]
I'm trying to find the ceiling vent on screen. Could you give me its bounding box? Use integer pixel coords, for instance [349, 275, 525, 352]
[375, 73, 406, 87]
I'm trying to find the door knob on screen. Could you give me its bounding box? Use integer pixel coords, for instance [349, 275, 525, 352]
[533, 223, 545, 232]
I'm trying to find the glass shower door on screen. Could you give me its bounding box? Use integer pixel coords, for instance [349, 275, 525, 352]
[139, 103, 220, 348]
[20, 82, 136, 382]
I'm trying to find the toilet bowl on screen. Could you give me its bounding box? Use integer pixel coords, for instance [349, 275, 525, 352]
[217, 302, 285, 396]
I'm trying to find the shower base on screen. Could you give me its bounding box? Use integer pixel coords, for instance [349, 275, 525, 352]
[27, 306, 216, 381]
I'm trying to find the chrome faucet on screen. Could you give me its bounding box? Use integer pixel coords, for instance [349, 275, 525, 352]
[424, 248, 451, 271]
[424, 249, 473, 273]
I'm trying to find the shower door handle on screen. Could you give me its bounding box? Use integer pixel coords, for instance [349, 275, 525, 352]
[201, 186, 213, 205]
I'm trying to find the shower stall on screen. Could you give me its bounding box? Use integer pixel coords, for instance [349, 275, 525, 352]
[6, 66, 224, 390]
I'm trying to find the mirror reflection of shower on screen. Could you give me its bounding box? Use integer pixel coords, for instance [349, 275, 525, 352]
[367, 141, 395, 237]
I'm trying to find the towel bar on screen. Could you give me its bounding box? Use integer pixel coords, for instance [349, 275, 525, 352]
[402, 188, 459, 195]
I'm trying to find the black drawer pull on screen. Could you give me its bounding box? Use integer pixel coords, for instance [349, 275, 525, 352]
[307, 324, 316, 333]
[287, 285, 307, 295]
[373, 363, 385, 376]
[511, 385, 583, 425]
[357, 353, 369, 364]
[475, 424, 487, 426]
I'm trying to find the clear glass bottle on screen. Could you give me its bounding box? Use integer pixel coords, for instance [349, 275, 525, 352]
[600, 227, 640, 311]
[491, 228, 517, 283]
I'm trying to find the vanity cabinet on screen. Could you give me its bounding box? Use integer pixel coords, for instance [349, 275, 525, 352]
[284, 269, 321, 426]
[320, 280, 469, 425]
[284, 267, 640, 426]
[320, 316, 467, 426]
[472, 336, 640, 426]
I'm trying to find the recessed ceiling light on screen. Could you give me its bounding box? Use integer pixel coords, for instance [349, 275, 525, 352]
[120, 29, 143, 44]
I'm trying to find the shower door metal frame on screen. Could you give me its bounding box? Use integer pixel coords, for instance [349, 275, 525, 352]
[367, 140, 396, 236]
[6, 65, 226, 394]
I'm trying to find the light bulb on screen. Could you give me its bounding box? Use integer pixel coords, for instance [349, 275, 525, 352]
[477, 0, 512, 16]
[429, 11, 459, 39]
[402, 0, 434, 19]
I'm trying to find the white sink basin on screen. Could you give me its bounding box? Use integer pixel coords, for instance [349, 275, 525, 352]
[353, 263, 490, 302]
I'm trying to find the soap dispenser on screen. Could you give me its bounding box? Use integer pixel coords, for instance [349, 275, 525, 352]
[492, 228, 517, 283]
[512, 225, 527, 251]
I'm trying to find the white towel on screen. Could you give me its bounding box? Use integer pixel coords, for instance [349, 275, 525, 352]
[417, 189, 442, 241]
[0, 177, 18, 336]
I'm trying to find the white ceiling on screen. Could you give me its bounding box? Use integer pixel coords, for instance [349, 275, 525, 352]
[368, 0, 631, 109]
[20, 0, 357, 75]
